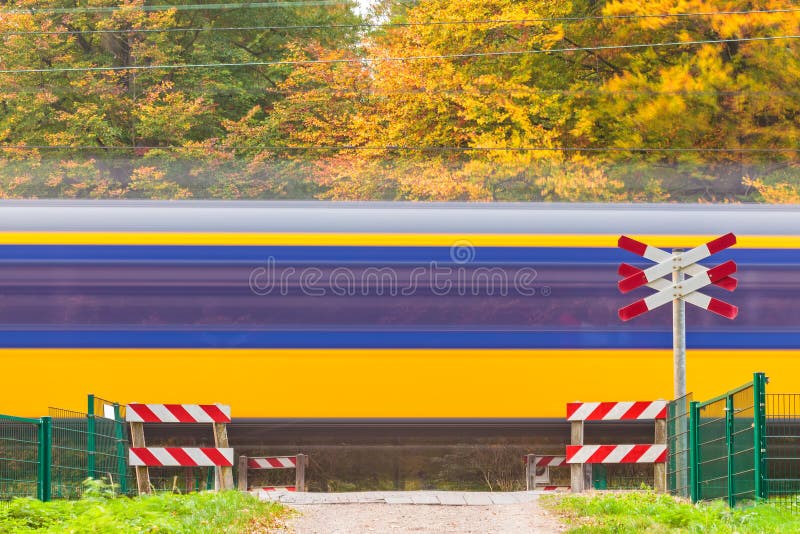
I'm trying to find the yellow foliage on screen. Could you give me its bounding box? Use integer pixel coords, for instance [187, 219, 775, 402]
[535, 164, 629, 202]
[126, 166, 192, 200]
[744, 177, 800, 204]
[0, 0, 797, 202]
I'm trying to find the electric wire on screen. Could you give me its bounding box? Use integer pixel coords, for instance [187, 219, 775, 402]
[2, 7, 799, 37]
[1, 1, 348, 15]
[1, 145, 796, 153]
[5, 84, 799, 97]
[1, 34, 797, 74]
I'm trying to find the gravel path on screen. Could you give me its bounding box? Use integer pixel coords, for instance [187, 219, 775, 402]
[276, 500, 565, 534]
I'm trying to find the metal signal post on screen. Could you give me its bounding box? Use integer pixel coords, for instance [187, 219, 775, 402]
[617, 234, 738, 397]
[672, 250, 686, 398]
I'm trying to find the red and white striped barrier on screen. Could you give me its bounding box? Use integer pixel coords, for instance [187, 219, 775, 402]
[129, 447, 234, 467]
[126, 403, 231, 424]
[566, 444, 667, 464]
[523, 455, 566, 467]
[248, 456, 297, 469]
[524, 453, 569, 490]
[567, 401, 667, 421]
[539, 486, 570, 492]
[565, 399, 669, 493]
[239, 454, 308, 493]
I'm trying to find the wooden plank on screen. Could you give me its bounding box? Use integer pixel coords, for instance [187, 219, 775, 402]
[570, 420, 585, 493]
[213, 422, 234, 490]
[129, 422, 151, 495]
[295, 453, 307, 492]
[238, 455, 248, 492]
[654, 418, 667, 493]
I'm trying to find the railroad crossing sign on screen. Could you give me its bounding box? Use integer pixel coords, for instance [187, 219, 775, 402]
[616, 233, 739, 398]
[617, 233, 739, 321]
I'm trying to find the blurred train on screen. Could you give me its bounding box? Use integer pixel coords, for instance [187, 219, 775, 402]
[0, 201, 798, 418]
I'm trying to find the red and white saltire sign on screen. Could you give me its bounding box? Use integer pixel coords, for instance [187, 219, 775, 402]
[258, 486, 296, 492]
[566, 444, 667, 464]
[523, 456, 566, 467]
[617, 233, 738, 321]
[129, 447, 234, 467]
[567, 401, 667, 421]
[248, 456, 298, 470]
[126, 403, 231, 424]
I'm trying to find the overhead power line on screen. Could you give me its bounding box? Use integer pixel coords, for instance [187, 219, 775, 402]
[1, 145, 797, 153]
[5, 83, 799, 97]
[1, 1, 347, 15]
[1, 34, 797, 74]
[2, 7, 799, 37]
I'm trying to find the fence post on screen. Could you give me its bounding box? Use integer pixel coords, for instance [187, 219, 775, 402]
[570, 419, 585, 493]
[295, 453, 307, 492]
[689, 401, 699, 503]
[87, 394, 96, 481]
[130, 421, 151, 495]
[213, 422, 234, 490]
[654, 414, 667, 493]
[726, 394, 735, 507]
[753, 372, 767, 501]
[38, 416, 52, 502]
[238, 455, 248, 492]
[206, 466, 215, 490]
[667, 399, 675, 494]
[113, 403, 127, 495]
[525, 454, 535, 491]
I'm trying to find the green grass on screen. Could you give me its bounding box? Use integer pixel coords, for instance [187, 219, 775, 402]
[543, 491, 800, 533]
[0, 479, 287, 533]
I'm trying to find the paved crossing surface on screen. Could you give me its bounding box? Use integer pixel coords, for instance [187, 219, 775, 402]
[256, 489, 564, 506]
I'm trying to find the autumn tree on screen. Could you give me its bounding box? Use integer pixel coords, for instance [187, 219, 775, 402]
[0, 0, 797, 201]
[0, 0, 362, 198]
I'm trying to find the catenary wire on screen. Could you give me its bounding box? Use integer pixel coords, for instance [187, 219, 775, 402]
[0, 145, 796, 153]
[1, 1, 348, 15]
[0, 34, 797, 74]
[2, 7, 799, 37]
[4, 84, 799, 96]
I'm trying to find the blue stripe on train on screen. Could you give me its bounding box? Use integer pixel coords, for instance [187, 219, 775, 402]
[0, 245, 798, 264]
[0, 330, 795, 349]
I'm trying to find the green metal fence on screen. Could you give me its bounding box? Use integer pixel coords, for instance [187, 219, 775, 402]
[691, 373, 766, 506]
[666, 372, 799, 508]
[89, 395, 129, 495]
[49, 407, 90, 499]
[667, 393, 692, 499]
[0, 395, 130, 501]
[48, 403, 128, 499]
[692, 392, 729, 501]
[0, 415, 43, 500]
[765, 393, 800, 511]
